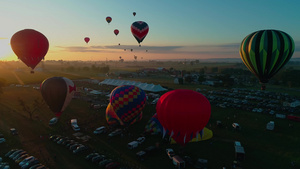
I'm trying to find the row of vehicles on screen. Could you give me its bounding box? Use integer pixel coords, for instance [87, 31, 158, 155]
[85, 152, 120, 169]
[5, 149, 47, 169]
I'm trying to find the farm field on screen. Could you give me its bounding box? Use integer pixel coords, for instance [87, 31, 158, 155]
[0, 61, 299, 169]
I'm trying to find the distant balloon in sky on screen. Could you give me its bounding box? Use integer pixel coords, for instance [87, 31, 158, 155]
[10, 29, 49, 73]
[114, 29, 119, 36]
[106, 16, 112, 24]
[240, 29, 294, 90]
[131, 21, 149, 46]
[84, 37, 90, 44]
[41, 77, 76, 117]
[133, 12, 136, 16]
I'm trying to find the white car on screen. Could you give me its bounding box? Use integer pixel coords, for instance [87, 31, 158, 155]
[0, 138, 6, 143]
[49, 117, 58, 125]
[137, 137, 145, 144]
[108, 129, 122, 137]
[93, 126, 106, 134]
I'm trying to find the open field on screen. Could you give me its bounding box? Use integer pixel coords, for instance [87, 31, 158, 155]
[0, 61, 300, 169]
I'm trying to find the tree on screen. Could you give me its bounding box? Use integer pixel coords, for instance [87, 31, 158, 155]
[18, 97, 44, 120]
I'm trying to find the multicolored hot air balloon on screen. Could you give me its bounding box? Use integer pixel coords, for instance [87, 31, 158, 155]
[133, 12, 136, 16]
[240, 29, 294, 90]
[156, 89, 211, 146]
[84, 37, 90, 44]
[110, 85, 146, 126]
[106, 103, 124, 126]
[41, 77, 76, 117]
[106, 16, 112, 24]
[10, 29, 49, 73]
[131, 21, 149, 46]
[114, 29, 119, 36]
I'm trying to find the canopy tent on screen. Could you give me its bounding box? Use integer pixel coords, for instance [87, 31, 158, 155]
[99, 79, 167, 92]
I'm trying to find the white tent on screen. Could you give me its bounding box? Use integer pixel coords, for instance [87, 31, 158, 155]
[99, 79, 167, 92]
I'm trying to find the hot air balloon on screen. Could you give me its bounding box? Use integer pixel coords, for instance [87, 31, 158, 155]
[133, 12, 136, 16]
[156, 89, 211, 146]
[131, 21, 149, 46]
[110, 85, 146, 126]
[240, 29, 294, 90]
[10, 29, 49, 73]
[41, 77, 76, 117]
[106, 103, 124, 126]
[84, 37, 90, 44]
[114, 29, 119, 36]
[106, 16, 112, 24]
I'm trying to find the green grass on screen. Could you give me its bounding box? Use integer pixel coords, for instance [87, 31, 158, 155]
[0, 61, 300, 169]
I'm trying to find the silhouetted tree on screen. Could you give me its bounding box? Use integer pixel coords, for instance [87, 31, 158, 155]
[18, 97, 44, 120]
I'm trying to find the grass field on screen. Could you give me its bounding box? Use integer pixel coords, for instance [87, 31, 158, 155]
[0, 61, 300, 169]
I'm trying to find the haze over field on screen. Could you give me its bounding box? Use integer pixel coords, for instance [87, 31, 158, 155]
[0, 0, 300, 61]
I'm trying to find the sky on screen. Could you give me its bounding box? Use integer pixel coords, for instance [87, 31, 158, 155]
[0, 0, 300, 61]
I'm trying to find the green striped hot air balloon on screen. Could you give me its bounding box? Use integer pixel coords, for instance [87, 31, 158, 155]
[239, 30, 294, 90]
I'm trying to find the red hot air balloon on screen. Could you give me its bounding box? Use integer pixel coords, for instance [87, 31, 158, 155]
[114, 29, 119, 36]
[156, 89, 211, 146]
[131, 21, 149, 46]
[106, 16, 112, 24]
[84, 37, 90, 43]
[133, 12, 136, 16]
[10, 29, 49, 73]
[41, 77, 76, 117]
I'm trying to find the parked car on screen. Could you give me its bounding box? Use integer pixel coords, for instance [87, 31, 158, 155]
[93, 126, 106, 134]
[21, 159, 39, 169]
[19, 156, 36, 166]
[108, 129, 122, 137]
[85, 153, 99, 161]
[49, 117, 58, 125]
[5, 149, 18, 157]
[13, 151, 27, 160]
[105, 162, 120, 169]
[29, 164, 43, 169]
[99, 159, 113, 167]
[73, 145, 88, 154]
[69, 143, 81, 151]
[16, 154, 29, 163]
[0, 138, 6, 144]
[9, 149, 24, 159]
[10, 128, 18, 135]
[166, 148, 175, 159]
[71, 119, 80, 131]
[137, 137, 146, 144]
[92, 155, 105, 163]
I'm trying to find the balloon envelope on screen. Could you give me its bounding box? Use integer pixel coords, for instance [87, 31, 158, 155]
[106, 103, 124, 126]
[106, 16, 112, 24]
[156, 89, 211, 146]
[41, 77, 76, 117]
[84, 37, 90, 43]
[10, 29, 49, 70]
[114, 29, 119, 36]
[110, 85, 146, 126]
[133, 12, 136, 16]
[239, 29, 294, 87]
[131, 21, 149, 45]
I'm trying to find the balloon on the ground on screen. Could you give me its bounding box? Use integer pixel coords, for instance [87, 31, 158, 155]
[106, 103, 124, 126]
[239, 29, 294, 90]
[156, 89, 211, 146]
[41, 77, 76, 117]
[144, 113, 163, 135]
[110, 85, 146, 126]
[10, 29, 49, 72]
[131, 21, 149, 46]
[170, 127, 213, 144]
